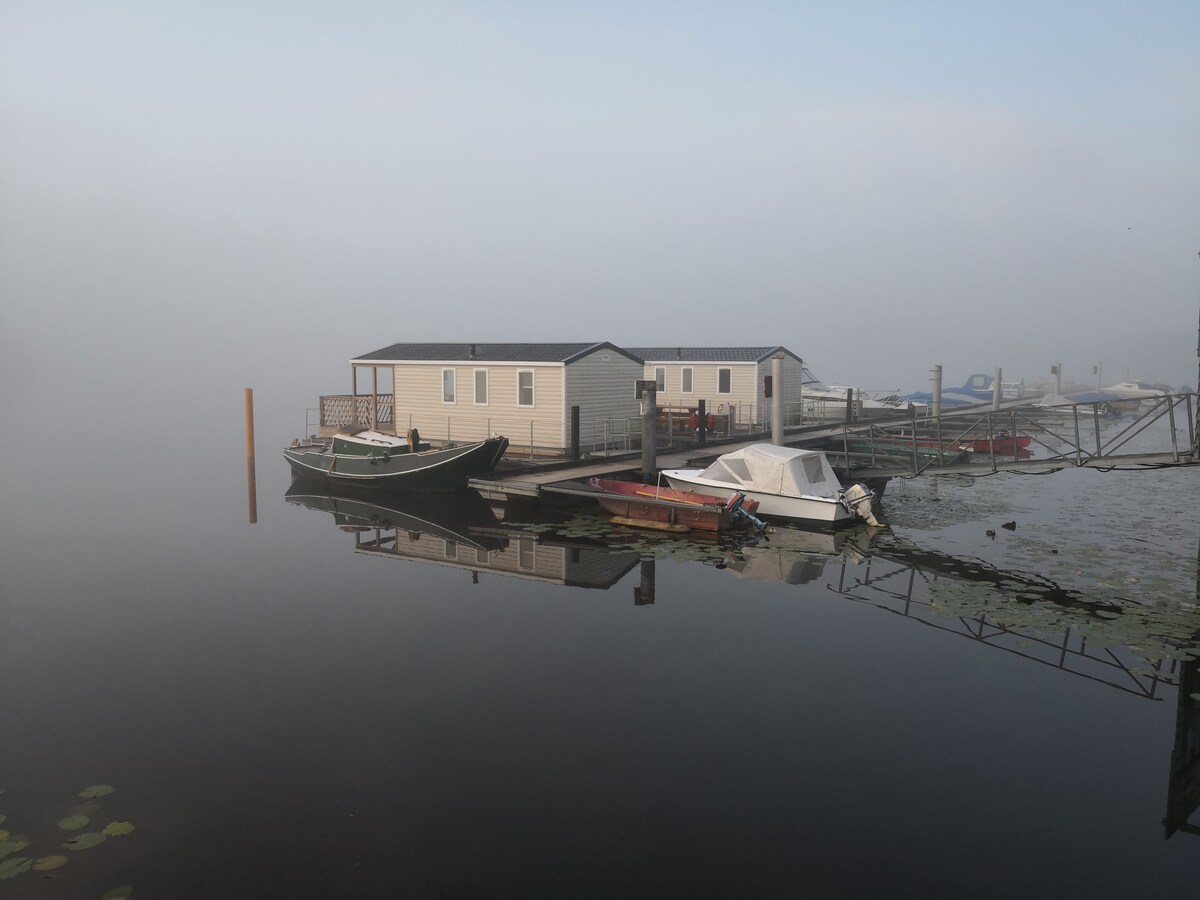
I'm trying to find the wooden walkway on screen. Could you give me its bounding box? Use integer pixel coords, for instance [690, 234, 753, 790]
[469, 395, 1200, 500]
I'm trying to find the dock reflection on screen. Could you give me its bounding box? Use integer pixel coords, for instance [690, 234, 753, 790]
[285, 482, 641, 590]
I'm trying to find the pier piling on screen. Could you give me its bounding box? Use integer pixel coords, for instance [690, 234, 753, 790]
[244, 387, 257, 524]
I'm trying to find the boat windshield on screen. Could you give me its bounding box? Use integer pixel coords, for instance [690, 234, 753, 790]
[802, 367, 831, 391]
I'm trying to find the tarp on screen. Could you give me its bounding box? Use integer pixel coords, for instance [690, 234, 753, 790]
[697, 444, 842, 499]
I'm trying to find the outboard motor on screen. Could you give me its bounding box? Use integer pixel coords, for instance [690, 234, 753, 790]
[724, 491, 767, 531]
[842, 483, 883, 527]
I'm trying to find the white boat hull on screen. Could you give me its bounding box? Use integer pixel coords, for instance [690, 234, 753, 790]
[661, 468, 853, 525]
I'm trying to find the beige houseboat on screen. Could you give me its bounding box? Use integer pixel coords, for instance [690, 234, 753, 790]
[628, 346, 805, 431]
[348, 342, 645, 456]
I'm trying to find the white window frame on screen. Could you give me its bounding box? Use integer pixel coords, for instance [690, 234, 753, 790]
[718, 367, 732, 394]
[518, 369, 535, 407]
[654, 367, 665, 391]
[474, 369, 489, 406]
[442, 368, 456, 404]
[518, 537, 535, 570]
[681, 367, 693, 394]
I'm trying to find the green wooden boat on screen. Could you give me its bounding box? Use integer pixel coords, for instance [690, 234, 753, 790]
[284, 425, 509, 491]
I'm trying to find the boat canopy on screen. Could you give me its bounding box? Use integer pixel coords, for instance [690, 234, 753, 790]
[697, 444, 842, 499]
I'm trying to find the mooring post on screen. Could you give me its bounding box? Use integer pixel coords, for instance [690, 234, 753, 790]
[772, 353, 784, 444]
[640, 384, 657, 478]
[931, 364, 942, 420]
[797, 358, 804, 426]
[244, 388, 257, 524]
[698, 398, 707, 445]
[634, 558, 656, 605]
[844, 387, 853, 426]
[570, 405, 580, 461]
[992, 367, 1003, 411]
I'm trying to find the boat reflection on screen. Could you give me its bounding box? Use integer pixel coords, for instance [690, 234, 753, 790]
[285, 484, 1200, 837]
[285, 482, 641, 589]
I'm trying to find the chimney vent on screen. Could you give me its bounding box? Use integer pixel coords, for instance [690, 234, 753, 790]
[469, 344, 477, 359]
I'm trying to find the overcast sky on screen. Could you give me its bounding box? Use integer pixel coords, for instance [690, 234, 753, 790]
[3, 1, 1199, 436]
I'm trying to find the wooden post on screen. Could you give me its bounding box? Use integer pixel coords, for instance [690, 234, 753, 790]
[244, 388, 257, 524]
[371, 367, 378, 431]
[351, 364, 359, 425]
[992, 367, 1002, 411]
[844, 387, 853, 425]
[697, 399, 707, 445]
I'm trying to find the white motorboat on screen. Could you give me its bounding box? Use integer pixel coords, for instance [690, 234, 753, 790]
[661, 443, 882, 527]
[802, 367, 920, 419]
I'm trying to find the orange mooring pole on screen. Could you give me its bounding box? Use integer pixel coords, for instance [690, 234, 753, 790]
[245, 387, 257, 524]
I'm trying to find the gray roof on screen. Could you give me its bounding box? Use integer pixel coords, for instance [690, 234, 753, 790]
[629, 346, 800, 364]
[354, 342, 642, 365]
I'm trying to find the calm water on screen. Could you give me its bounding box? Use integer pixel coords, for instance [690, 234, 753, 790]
[2, 414, 1199, 898]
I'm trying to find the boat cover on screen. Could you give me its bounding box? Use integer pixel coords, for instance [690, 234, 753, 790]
[697, 444, 841, 499]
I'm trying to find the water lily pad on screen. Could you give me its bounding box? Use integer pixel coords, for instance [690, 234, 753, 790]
[32, 855, 69, 871]
[0, 837, 31, 859]
[62, 832, 106, 851]
[102, 821, 135, 837]
[77, 785, 115, 799]
[64, 800, 100, 818]
[102, 885, 133, 900]
[0, 857, 32, 879]
[58, 815, 89, 831]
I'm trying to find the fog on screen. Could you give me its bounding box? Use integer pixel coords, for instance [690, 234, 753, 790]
[3, 2, 1198, 448]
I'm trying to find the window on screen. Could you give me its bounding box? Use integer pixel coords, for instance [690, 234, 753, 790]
[518, 370, 535, 406]
[442, 369, 456, 403]
[474, 369, 488, 405]
[444, 541, 458, 559]
[655, 367, 665, 391]
[518, 537, 535, 570]
[681, 367, 693, 394]
[718, 368, 732, 394]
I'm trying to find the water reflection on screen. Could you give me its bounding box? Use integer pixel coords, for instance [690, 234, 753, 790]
[284, 480, 1200, 838]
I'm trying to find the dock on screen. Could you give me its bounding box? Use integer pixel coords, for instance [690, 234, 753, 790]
[471, 393, 1200, 502]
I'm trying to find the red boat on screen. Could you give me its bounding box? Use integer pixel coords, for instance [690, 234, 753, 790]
[874, 432, 1032, 455]
[960, 434, 1033, 453]
[588, 478, 762, 532]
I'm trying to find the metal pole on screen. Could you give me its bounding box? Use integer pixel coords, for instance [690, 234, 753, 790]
[1093, 404, 1102, 457]
[797, 358, 803, 426]
[351, 364, 359, 425]
[571, 405, 580, 461]
[931, 364, 942, 420]
[1080, 408, 1089, 465]
[771, 354, 784, 444]
[1168, 396, 1180, 462]
[641, 388, 657, 478]
[909, 404, 918, 475]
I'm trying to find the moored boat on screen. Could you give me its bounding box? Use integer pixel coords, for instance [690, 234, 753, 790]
[588, 478, 763, 532]
[662, 443, 882, 527]
[284, 424, 509, 491]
